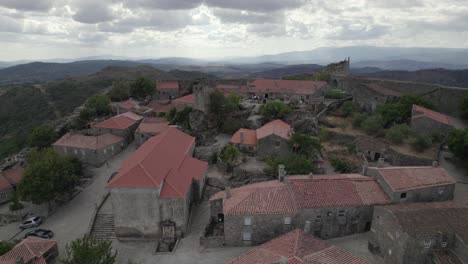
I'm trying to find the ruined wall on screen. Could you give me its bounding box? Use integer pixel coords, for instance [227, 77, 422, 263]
[54, 140, 126, 167]
[410, 116, 454, 136]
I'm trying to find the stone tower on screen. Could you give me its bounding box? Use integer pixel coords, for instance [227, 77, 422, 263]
[193, 83, 214, 113]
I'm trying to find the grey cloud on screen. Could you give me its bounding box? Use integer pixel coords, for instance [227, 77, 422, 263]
[247, 23, 286, 37]
[72, 2, 115, 24]
[204, 0, 307, 12]
[328, 24, 389, 40]
[0, 15, 22, 33]
[0, 0, 55, 11]
[408, 15, 468, 32]
[119, 0, 202, 10]
[365, 0, 425, 8]
[212, 8, 283, 24]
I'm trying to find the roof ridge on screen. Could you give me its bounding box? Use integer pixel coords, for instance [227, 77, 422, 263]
[162, 170, 184, 196]
[138, 163, 159, 188]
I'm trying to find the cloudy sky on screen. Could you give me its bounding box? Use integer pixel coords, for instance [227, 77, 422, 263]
[0, 0, 467, 61]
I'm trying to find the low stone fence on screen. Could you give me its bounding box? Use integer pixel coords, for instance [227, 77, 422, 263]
[200, 236, 225, 248]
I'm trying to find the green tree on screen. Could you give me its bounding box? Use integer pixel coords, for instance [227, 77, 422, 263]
[447, 128, 468, 165]
[222, 117, 242, 134]
[325, 89, 347, 99]
[209, 90, 225, 119]
[263, 154, 315, 175]
[330, 156, 359, 173]
[361, 115, 385, 134]
[167, 108, 177, 121]
[260, 100, 291, 120]
[9, 191, 24, 212]
[289, 133, 321, 159]
[377, 94, 433, 126]
[108, 81, 130, 101]
[411, 135, 432, 152]
[85, 95, 111, 117]
[351, 113, 367, 128]
[18, 148, 81, 206]
[0, 241, 14, 256]
[61, 235, 117, 264]
[130, 77, 155, 99]
[220, 144, 241, 166]
[27, 124, 58, 149]
[385, 124, 411, 144]
[461, 95, 468, 120]
[224, 93, 241, 112]
[340, 101, 355, 116]
[172, 107, 192, 130]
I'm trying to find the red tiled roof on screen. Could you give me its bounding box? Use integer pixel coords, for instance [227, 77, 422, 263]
[256, 119, 292, 140]
[159, 81, 179, 90]
[412, 105, 451, 125]
[375, 166, 456, 192]
[230, 128, 257, 145]
[211, 175, 389, 215]
[380, 202, 468, 242]
[230, 120, 291, 146]
[108, 127, 207, 198]
[136, 122, 170, 134]
[53, 133, 124, 150]
[93, 112, 143, 130]
[216, 84, 249, 94]
[249, 79, 326, 95]
[0, 166, 24, 191]
[0, 237, 57, 264]
[365, 83, 401, 96]
[147, 99, 185, 114]
[173, 94, 194, 105]
[432, 251, 463, 264]
[116, 100, 135, 110]
[227, 229, 369, 264]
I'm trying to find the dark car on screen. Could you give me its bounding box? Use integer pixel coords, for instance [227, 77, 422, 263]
[24, 229, 54, 239]
[19, 216, 43, 230]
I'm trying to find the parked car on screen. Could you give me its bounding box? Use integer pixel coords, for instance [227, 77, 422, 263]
[19, 216, 43, 230]
[24, 229, 54, 239]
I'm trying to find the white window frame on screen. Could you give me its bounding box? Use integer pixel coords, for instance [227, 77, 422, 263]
[338, 210, 346, 217]
[244, 217, 252, 226]
[242, 232, 251, 241]
[423, 239, 432, 249]
[284, 217, 291, 225]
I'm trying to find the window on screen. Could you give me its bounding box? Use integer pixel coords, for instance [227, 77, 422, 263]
[306, 95, 310, 99]
[400, 193, 407, 199]
[248, 146, 253, 151]
[423, 239, 432, 249]
[275, 141, 281, 147]
[284, 217, 291, 225]
[74, 149, 78, 155]
[441, 241, 448, 248]
[338, 210, 346, 217]
[243, 232, 251, 241]
[215, 201, 221, 207]
[438, 187, 445, 195]
[244, 217, 252, 226]
[315, 215, 322, 223]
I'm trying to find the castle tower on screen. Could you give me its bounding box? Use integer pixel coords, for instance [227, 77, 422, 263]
[193, 83, 214, 113]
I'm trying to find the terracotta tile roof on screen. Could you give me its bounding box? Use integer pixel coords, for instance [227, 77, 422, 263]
[93, 112, 143, 130]
[230, 119, 291, 146]
[227, 229, 369, 264]
[173, 94, 194, 106]
[365, 83, 401, 96]
[142, 117, 168, 123]
[230, 128, 257, 145]
[159, 81, 179, 90]
[136, 122, 170, 135]
[116, 100, 136, 110]
[53, 133, 124, 150]
[379, 202, 468, 242]
[249, 79, 326, 95]
[211, 175, 389, 215]
[375, 166, 456, 192]
[0, 166, 24, 190]
[290, 175, 390, 208]
[256, 119, 292, 140]
[412, 105, 451, 125]
[108, 127, 207, 198]
[431, 251, 463, 264]
[0, 237, 57, 264]
[216, 84, 249, 94]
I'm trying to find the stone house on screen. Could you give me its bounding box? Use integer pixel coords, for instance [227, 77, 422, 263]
[111, 99, 153, 117]
[108, 127, 208, 239]
[0, 237, 59, 264]
[207, 174, 390, 247]
[353, 83, 401, 112]
[171, 93, 194, 109]
[226, 228, 369, 264]
[366, 166, 456, 203]
[53, 132, 126, 167]
[158, 81, 180, 100]
[0, 165, 24, 204]
[92, 112, 143, 142]
[230, 119, 293, 157]
[411, 104, 461, 136]
[134, 118, 170, 146]
[369, 202, 468, 264]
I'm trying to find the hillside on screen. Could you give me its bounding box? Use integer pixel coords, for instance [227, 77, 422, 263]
[360, 69, 468, 88]
[248, 64, 324, 78]
[0, 60, 145, 84]
[352, 60, 468, 71]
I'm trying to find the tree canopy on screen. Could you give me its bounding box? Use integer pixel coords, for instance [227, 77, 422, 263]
[260, 100, 291, 120]
[27, 124, 58, 149]
[18, 148, 81, 205]
[208, 91, 242, 132]
[61, 235, 117, 264]
[264, 154, 315, 176]
[448, 128, 468, 166]
[130, 77, 155, 99]
[461, 95, 468, 120]
[85, 95, 111, 117]
[220, 144, 241, 165]
[289, 133, 322, 159]
[108, 81, 130, 102]
[376, 94, 433, 126]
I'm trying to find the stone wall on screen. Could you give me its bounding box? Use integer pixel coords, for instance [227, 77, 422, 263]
[454, 236, 468, 262]
[257, 134, 290, 157]
[158, 88, 179, 100]
[0, 188, 13, 205]
[92, 121, 140, 143]
[53, 139, 126, 167]
[410, 116, 453, 136]
[200, 235, 225, 248]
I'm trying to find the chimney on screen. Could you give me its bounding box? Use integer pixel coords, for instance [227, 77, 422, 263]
[432, 161, 438, 167]
[377, 158, 385, 168]
[278, 164, 286, 182]
[303, 220, 311, 234]
[226, 187, 231, 199]
[279, 257, 288, 264]
[240, 131, 244, 144]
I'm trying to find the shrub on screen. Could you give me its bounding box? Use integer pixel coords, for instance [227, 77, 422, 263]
[411, 135, 432, 152]
[220, 144, 240, 165]
[461, 95, 468, 120]
[361, 115, 385, 134]
[260, 100, 291, 120]
[351, 113, 367, 128]
[0, 241, 14, 256]
[318, 127, 331, 142]
[130, 77, 155, 99]
[325, 89, 347, 99]
[330, 156, 359, 173]
[340, 101, 355, 116]
[263, 154, 315, 176]
[27, 124, 58, 149]
[108, 81, 130, 101]
[222, 117, 242, 134]
[377, 94, 433, 126]
[448, 128, 468, 166]
[385, 124, 411, 144]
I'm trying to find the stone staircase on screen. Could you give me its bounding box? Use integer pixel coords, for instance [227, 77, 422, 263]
[90, 213, 115, 239]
